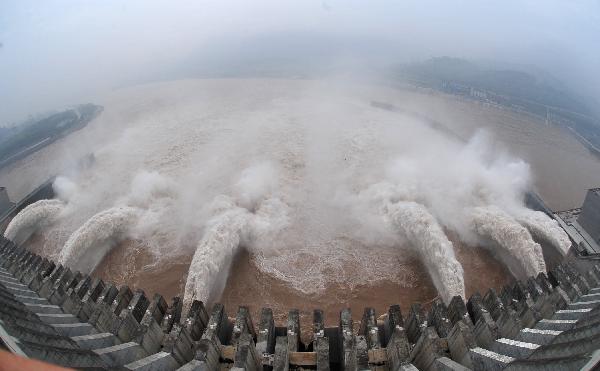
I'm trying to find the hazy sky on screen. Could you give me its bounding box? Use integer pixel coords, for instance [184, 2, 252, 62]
[1, 0, 599, 125]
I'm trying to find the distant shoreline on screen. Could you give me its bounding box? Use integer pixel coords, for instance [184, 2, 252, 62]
[0, 105, 103, 170]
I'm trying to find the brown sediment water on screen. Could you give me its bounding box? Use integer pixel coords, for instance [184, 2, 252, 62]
[6, 79, 600, 344]
[221, 249, 436, 338]
[32, 232, 513, 318]
[87, 235, 513, 344]
[447, 231, 514, 298]
[26, 227, 514, 339]
[24, 230, 514, 344]
[91, 239, 191, 301]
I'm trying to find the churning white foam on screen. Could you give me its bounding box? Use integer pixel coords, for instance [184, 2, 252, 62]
[339, 180, 465, 303]
[514, 209, 571, 256]
[470, 205, 546, 279]
[3, 80, 572, 303]
[183, 162, 290, 306]
[183, 193, 290, 306]
[4, 199, 65, 245]
[58, 206, 141, 273]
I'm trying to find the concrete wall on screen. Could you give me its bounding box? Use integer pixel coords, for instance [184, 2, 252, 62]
[1, 234, 600, 370]
[0, 188, 12, 216]
[578, 189, 600, 245]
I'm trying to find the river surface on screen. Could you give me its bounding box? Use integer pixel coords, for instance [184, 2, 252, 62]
[4, 79, 600, 333]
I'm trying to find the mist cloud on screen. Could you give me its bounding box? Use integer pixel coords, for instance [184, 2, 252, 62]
[1, 0, 599, 124]
[2, 78, 573, 303]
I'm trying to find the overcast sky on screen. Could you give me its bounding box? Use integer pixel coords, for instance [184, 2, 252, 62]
[1, 0, 599, 125]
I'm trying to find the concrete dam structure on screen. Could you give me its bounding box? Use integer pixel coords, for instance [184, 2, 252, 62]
[1, 234, 600, 370]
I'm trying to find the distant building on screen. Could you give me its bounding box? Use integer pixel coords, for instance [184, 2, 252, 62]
[470, 87, 487, 99]
[555, 188, 600, 255]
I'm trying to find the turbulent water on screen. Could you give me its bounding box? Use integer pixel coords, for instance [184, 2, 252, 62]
[386, 201, 465, 302]
[470, 205, 546, 279]
[515, 209, 572, 256]
[58, 206, 141, 273]
[4, 199, 65, 245]
[183, 192, 289, 306]
[2, 79, 599, 306]
[184, 207, 246, 306]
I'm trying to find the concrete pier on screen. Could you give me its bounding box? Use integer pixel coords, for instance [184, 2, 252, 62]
[1, 235, 600, 370]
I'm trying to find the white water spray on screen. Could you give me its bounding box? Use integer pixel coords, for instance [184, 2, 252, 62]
[183, 194, 290, 306]
[4, 79, 576, 309]
[514, 209, 571, 256]
[470, 205, 546, 279]
[4, 199, 65, 244]
[58, 206, 140, 273]
[184, 163, 289, 306]
[387, 201, 465, 303]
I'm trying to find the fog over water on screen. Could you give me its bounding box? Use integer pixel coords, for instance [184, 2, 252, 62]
[2, 1, 600, 124]
[2, 79, 593, 309]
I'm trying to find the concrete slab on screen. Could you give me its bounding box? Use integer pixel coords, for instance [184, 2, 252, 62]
[1, 281, 28, 290]
[10, 290, 39, 299]
[552, 308, 592, 320]
[53, 323, 97, 337]
[0, 275, 19, 284]
[517, 328, 562, 345]
[535, 319, 577, 331]
[469, 347, 514, 371]
[72, 332, 119, 349]
[569, 299, 600, 309]
[2, 285, 37, 296]
[435, 357, 471, 371]
[176, 360, 209, 370]
[490, 338, 540, 359]
[24, 303, 64, 314]
[37, 313, 80, 324]
[398, 364, 419, 371]
[124, 351, 179, 371]
[580, 293, 600, 301]
[14, 294, 49, 305]
[94, 341, 148, 367]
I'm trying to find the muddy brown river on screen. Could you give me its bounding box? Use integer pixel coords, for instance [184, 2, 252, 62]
[6, 79, 600, 333]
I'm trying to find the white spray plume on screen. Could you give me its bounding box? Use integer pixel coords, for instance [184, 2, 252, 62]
[4, 199, 65, 245]
[4, 80, 565, 303]
[119, 171, 178, 208]
[341, 128, 553, 298]
[346, 181, 465, 303]
[58, 206, 141, 273]
[470, 205, 546, 279]
[53, 176, 79, 203]
[233, 162, 277, 210]
[51, 170, 180, 273]
[184, 163, 289, 306]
